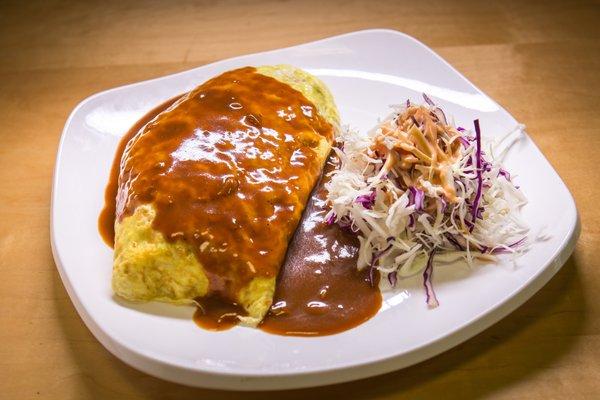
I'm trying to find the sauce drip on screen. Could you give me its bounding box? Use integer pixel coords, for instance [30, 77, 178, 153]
[193, 297, 248, 331]
[260, 158, 381, 336]
[98, 95, 184, 245]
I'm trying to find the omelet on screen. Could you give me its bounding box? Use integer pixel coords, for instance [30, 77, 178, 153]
[110, 65, 339, 326]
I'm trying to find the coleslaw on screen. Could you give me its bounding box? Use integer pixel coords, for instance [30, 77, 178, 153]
[325, 95, 529, 307]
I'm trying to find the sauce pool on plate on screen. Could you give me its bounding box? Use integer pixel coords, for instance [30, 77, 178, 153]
[260, 159, 381, 336]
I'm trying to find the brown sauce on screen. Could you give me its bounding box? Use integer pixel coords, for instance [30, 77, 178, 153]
[100, 67, 381, 335]
[260, 158, 381, 336]
[193, 297, 248, 331]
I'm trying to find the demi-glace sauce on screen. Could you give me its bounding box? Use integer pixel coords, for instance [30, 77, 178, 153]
[100, 67, 381, 335]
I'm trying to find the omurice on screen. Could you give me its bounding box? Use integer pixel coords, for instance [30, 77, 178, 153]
[100, 65, 340, 327]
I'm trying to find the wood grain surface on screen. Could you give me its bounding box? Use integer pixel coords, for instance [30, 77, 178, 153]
[1, 0, 599, 398]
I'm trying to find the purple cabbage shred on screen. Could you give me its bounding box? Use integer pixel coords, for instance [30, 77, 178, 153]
[368, 266, 375, 287]
[388, 271, 398, 287]
[422, 93, 435, 106]
[355, 190, 377, 210]
[338, 216, 359, 234]
[411, 115, 420, 127]
[372, 243, 393, 263]
[368, 243, 395, 287]
[423, 249, 439, 308]
[490, 237, 527, 254]
[433, 107, 447, 125]
[445, 233, 465, 251]
[498, 169, 511, 181]
[469, 119, 484, 232]
[439, 197, 447, 214]
[408, 187, 425, 211]
[325, 213, 336, 225]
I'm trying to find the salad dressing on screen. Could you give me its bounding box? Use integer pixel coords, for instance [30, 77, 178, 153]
[373, 105, 461, 201]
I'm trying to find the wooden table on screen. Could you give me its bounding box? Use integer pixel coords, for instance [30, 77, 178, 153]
[1, 1, 598, 398]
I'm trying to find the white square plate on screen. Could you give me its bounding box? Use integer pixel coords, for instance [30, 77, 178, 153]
[51, 29, 579, 390]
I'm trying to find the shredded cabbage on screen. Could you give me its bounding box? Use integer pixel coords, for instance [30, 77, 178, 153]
[325, 97, 529, 307]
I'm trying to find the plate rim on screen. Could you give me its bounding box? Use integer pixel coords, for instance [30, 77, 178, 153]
[50, 28, 581, 390]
